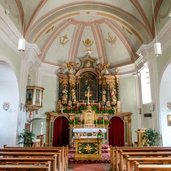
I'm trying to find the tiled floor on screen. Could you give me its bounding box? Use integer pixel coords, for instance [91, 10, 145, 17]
[68, 163, 112, 171]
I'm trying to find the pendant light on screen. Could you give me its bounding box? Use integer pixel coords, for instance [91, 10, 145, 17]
[152, 0, 162, 56]
[18, 21, 25, 51]
[18, 37, 25, 51]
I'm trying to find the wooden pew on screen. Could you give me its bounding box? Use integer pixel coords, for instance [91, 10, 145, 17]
[120, 151, 171, 171]
[0, 157, 56, 171]
[0, 161, 51, 171]
[1, 146, 68, 171]
[0, 151, 60, 171]
[111, 146, 171, 171]
[125, 155, 171, 171]
[134, 161, 171, 171]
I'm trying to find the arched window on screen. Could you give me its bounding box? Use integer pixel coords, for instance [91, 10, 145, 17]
[140, 64, 152, 104]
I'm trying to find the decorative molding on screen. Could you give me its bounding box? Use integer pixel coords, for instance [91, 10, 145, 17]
[59, 34, 69, 46]
[117, 63, 136, 77]
[105, 32, 117, 45]
[137, 18, 171, 57]
[0, 4, 21, 54]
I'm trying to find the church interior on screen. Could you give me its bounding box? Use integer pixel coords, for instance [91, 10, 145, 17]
[0, 0, 171, 170]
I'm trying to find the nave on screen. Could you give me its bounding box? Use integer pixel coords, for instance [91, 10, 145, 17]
[1, 146, 171, 171]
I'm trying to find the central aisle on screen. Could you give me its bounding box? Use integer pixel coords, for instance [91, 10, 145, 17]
[68, 163, 112, 171]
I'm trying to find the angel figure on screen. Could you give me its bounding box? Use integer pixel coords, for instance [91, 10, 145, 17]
[62, 86, 68, 105]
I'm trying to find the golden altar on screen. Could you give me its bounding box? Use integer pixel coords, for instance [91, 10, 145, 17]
[74, 138, 102, 160]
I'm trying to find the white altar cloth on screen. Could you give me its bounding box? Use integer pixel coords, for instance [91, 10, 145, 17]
[73, 128, 106, 133]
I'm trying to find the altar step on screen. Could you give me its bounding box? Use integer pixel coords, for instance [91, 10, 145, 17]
[68, 144, 110, 164]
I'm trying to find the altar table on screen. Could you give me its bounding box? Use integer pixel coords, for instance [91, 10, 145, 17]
[74, 138, 102, 160]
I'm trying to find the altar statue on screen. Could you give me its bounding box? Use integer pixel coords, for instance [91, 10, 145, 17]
[83, 105, 96, 127]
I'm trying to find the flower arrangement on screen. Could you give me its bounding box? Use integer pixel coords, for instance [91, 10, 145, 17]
[97, 129, 103, 138]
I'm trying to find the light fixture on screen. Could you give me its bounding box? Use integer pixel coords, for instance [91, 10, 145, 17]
[152, 0, 162, 56]
[154, 42, 162, 56]
[18, 37, 25, 51]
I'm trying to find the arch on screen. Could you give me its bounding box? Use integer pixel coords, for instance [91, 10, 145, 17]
[109, 116, 124, 146]
[0, 61, 19, 147]
[53, 116, 69, 146]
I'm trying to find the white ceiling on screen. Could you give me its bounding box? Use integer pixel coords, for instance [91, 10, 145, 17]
[0, 0, 171, 70]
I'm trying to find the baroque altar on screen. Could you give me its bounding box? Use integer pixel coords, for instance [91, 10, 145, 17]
[45, 54, 132, 147]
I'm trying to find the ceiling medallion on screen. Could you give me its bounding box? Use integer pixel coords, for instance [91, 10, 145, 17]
[82, 38, 94, 54]
[59, 34, 69, 46]
[105, 32, 117, 45]
[82, 38, 94, 48]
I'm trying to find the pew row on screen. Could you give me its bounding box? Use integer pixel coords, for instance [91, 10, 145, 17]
[1, 146, 68, 171]
[110, 146, 171, 171]
[125, 155, 171, 171]
[0, 151, 61, 171]
[0, 161, 51, 171]
[0, 157, 56, 171]
[134, 161, 171, 171]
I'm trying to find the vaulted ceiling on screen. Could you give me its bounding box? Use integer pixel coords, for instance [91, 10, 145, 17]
[0, 0, 171, 69]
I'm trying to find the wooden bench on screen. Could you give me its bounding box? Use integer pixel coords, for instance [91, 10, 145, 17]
[110, 147, 171, 171]
[0, 151, 61, 171]
[2, 146, 68, 171]
[0, 157, 56, 171]
[134, 161, 171, 171]
[1, 146, 68, 171]
[0, 161, 51, 171]
[120, 151, 171, 171]
[125, 155, 171, 171]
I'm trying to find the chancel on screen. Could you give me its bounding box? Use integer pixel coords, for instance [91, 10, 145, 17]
[46, 55, 132, 152]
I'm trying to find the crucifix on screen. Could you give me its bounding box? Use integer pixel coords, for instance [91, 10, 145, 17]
[85, 86, 92, 105]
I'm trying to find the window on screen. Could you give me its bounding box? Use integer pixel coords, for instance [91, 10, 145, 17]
[140, 65, 152, 104]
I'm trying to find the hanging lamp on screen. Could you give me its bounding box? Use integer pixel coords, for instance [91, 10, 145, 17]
[18, 37, 25, 51]
[152, 0, 162, 56]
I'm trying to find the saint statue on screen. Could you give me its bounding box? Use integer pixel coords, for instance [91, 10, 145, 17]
[62, 86, 68, 105]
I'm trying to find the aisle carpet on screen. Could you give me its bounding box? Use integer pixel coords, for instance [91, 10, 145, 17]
[68, 144, 110, 164]
[68, 163, 112, 171]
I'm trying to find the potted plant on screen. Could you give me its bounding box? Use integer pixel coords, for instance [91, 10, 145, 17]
[142, 128, 161, 146]
[18, 129, 35, 147]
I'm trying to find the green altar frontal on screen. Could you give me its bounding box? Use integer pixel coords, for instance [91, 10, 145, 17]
[74, 138, 102, 160]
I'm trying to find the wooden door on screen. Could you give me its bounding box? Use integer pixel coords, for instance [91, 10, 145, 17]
[53, 116, 69, 146]
[109, 116, 124, 146]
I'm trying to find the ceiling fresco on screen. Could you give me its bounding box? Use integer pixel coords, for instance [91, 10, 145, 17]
[1, 0, 171, 69]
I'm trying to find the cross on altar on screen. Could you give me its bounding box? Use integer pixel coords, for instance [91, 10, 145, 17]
[85, 86, 92, 104]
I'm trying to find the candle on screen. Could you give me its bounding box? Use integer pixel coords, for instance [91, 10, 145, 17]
[40, 122, 43, 135]
[117, 101, 120, 108]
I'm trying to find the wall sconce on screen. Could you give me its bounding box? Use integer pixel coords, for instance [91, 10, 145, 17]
[167, 102, 171, 111]
[18, 38, 25, 51]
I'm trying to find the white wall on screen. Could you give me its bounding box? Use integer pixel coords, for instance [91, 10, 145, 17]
[0, 62, 19, 147]
[119, 75, 139, 143]
[160, 63, 171, 146]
